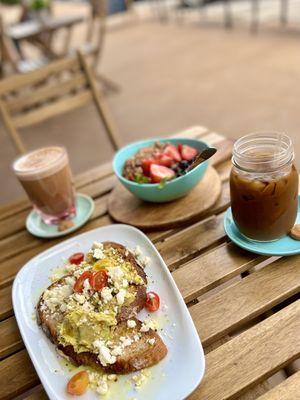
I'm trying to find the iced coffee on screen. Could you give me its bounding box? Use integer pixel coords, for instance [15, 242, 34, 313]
[13, 147, 76, 224]
[230, 133, 298, 241]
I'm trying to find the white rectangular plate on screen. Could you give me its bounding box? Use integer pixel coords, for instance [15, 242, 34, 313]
[13, 224, 205, 400]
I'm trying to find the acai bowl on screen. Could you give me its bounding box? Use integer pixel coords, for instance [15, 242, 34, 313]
[113, 138, 210, 203]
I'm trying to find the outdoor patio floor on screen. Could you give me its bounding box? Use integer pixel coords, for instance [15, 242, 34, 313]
[2, 3, 300, 204]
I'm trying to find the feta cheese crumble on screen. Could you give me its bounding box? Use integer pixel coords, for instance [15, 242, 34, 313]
[101, 287, 113, 303]
[116, 288, 126, 305]
[108, 266, 124, 282]
[140, 317, 158, 332]
[93, 248, 105, 260]
[93, 340, 117, 366]
[127, 320, 136, 328]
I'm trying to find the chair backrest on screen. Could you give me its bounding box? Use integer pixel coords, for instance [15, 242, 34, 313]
[0, 51, 121, 154]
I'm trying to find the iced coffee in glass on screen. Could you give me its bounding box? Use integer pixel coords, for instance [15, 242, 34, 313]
[230, 133, 298, 241]
[13, 147, 76, 224]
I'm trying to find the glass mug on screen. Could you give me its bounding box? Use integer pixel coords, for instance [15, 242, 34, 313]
[230, 132, 298, 241]
[13, 147, 76, 224]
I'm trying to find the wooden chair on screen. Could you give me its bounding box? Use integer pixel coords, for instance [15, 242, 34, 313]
[0, 51, 121, 154]
[0, 14, 50, 76]
[80, 0, 119, 92]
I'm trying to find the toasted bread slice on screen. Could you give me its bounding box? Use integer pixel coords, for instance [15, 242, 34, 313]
[37, 242, 147, 327]
[37, 274, 147, 340]
[57, 319, 167, 374]
[102, 241, 147, 322]
[37, 242, 167, 373]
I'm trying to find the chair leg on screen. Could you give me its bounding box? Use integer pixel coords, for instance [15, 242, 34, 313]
[96, 73, 121, 94]
[0, 100, 26, 154]
[250, 0, 259, 33]
[280, 0, 288, 27]
[223, 0, 233, 29]
[78, 51, 122, 151]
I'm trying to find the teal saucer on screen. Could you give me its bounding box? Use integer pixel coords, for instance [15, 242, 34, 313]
[26, 193, 94, 239]
[224, 195, 300, 256]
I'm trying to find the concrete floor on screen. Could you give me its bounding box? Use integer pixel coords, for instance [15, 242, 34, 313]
[2, 3, 300, 204]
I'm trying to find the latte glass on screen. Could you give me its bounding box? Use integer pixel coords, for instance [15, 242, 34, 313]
[13, 147, 76, 224]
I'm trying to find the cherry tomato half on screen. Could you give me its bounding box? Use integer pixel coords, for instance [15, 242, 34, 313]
[90, 270, 108, 291]
[74, 271, 94, 293]
[67, 371, 89, 396]
[69, 252, 84, 265]
[145, 291, 160, 312]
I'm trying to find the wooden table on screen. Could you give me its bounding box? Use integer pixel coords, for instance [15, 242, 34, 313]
[5, 15, 84, 62]
[0, 126, 299, 400]
[6, 15, 84, 42]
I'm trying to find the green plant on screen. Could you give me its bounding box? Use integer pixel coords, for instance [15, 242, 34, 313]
[29, 0, 49, 10]
[0, 0, 20, 5]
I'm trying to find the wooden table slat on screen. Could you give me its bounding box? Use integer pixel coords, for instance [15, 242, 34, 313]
[173, 242, 266, 303]
[0, 285, 13, 321]
[215, 159, 232, 182]
[190, 254, 300, 347]
[80, 175, 117, 199]
[74, 161, 113, 188]
[0, 317, 22, 360]
[24, 385, 48, 400]
[0, 349, 40, 400]
[170, 125, 208, 139]
[258, 371, 300, 400]
[156, 212, 227, 270]
[190, 300, 300, 400]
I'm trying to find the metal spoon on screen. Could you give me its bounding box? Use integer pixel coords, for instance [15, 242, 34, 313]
[185, 147, 217, 172]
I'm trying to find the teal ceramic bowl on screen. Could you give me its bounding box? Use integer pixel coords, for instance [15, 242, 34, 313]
[113, 138, 209, 203]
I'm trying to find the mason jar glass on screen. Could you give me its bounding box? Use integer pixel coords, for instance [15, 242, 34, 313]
[230, 132, 298, 241]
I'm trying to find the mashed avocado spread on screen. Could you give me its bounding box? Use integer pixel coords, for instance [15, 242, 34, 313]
[55, 243, 144, 354]
[58, 308, 116, 353]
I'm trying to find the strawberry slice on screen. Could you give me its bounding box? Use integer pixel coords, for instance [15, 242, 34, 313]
[180, 145, 198, 161]
[141, 158, 156, 176]
[163, 144, 181, 162]
[156, 154, 173, 167]
[150, 164, 175, 183]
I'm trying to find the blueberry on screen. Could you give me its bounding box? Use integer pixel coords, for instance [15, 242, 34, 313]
[179, 160, 189, 169]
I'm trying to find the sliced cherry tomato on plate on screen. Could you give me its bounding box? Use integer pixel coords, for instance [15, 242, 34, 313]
[90, 270, 108, 291]
[67, 370, 89, 396]
[74, 271, 94, 293]
[145, 291, 160, 312]
[69, 252, 84, 265]
[150, 164, 175, 183]
[163, 144, 181, 162]
[180, 144, 198, 161]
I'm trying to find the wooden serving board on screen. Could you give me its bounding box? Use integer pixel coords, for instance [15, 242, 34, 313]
[108, 166, 221, 230]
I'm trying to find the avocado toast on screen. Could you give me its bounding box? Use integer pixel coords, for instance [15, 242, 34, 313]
[37, 241, 167, 378]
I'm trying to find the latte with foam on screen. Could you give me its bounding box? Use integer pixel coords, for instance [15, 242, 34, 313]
[13, 147, 75, 224]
